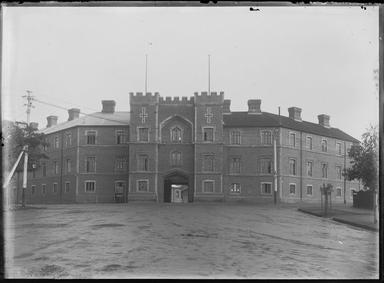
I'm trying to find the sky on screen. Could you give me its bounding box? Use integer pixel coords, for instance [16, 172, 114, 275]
[2, 5, 379, 140]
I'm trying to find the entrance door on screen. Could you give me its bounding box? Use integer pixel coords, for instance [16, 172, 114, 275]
[163, 173, 189, 203]
[114, 181, 125, 203]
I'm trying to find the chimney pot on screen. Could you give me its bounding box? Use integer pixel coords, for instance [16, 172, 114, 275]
[46, 116, 58, 128]
[101, 100, 116, 113]
[318, 114, 330, 128]
[68, 108, 80, 121]
[248, 99, 261, 114]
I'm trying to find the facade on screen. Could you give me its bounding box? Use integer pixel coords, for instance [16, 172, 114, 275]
[14, 92, 360, 204]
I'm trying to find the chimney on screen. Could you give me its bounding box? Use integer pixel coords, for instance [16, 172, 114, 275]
[29, 122, 39, 130]
[248, 99, 261, 114]
[223, 99, 231, 114]
[101, 100, 116, 113]
[46, 116, 58, 128]
[68, 108, 80, 121]
[288, 107, 302, 122]
[318, 114, 330, 128]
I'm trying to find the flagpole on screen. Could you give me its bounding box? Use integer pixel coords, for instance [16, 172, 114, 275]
[208, 54, 211, 95]
[145, 54, 148, 94]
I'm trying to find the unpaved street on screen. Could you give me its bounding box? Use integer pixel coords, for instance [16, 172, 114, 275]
[4, 203, 379, 279]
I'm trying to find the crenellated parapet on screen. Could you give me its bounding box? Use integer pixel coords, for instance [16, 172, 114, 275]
[159, 96, 194, 104]
[129, 92, 159, 105]
[194, 91, 224, 105]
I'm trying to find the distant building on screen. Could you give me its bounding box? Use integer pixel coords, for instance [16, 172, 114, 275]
[15, 92, 360, 204]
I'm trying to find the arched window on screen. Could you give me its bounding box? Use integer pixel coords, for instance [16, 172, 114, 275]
[170, 151, 182, 166]
[171, 126, 182, 143]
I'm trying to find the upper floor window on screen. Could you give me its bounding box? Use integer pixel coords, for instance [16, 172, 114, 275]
[203, 128, 214, 142]
[307, 161, 313, 177]
[86, 130, 96, 145]
[43, 139, 48, 152]
[138, 128, 149, 142]
[170, 151, 182, 166]
[230, 130, 241, 145]
[261, 131, 272, 145]
[86, 156, 96, 173]
[321, 163, 328, 178]
[54, 161, 59, 175]
[289, 132, 296, 147]
[306, 136, 313, 150]
[230, 157, 241, 174]
[336, 142, 342, 155]
[42, 184, 46, 194]
[321, 139, 328, 152]
[115, 157, 127, 171]
[54, 136, 59, 149]
[203, 154, 214, 172]
[336, 187, 342, 197]
[289, 159, 296, 175]
[336, 165, 342, 180]
[65, 132, 72, 147]
[137, 154, 149, 171]
[260, 159, 272, 174]
[171, 127, 182, 143]
[66, 159, 71, 174]
[42, 162, 46, 177]
[230, 183, 241, 194]
[116, 130, 127, 144]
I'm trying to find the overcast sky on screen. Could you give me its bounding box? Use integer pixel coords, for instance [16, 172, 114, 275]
[2, 5, 379, 140]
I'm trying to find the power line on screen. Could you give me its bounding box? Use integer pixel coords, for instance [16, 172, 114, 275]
[36, 92, 100, 113]
[22, 90, 35, 124]
[32, 97, 129, 125]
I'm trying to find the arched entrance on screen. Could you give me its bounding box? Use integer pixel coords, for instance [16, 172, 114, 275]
[163, 172, 189, 203]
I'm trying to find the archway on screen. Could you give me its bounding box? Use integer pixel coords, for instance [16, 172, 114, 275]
[163, 172, 189, 203]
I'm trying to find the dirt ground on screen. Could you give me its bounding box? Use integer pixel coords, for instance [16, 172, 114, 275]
[4, 202, 379, 279]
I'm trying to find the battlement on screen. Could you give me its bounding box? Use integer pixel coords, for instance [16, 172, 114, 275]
[129, 92, 159, 105]
[194, 91, 224, 104]
[159, 96, 194, 104]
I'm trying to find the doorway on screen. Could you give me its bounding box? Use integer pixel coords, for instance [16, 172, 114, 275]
[164, 173, 189, 203]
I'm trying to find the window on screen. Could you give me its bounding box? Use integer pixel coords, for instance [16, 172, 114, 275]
[261, 182, 272, 195]
[54, 136, 59, 149]
[171, 127, 182, 143]
[336, 166, 342, 180]
[261, 131, 272, 145]
[43, 140, 48, 152]
[32, 168, 36, 178]
[42, 184, 46, 195]
[31, 185, 36, 195]
[306, 185, 313, 196]
[230, 130, 241, 145]
[42, 162, 46, 177]
[260, 159, 272, 174]
[289, 159, 296, 175]
[86, 130, 96, 144]
[203, 180, 214, 193]
[307, 161, 313, 177]
[86, 157, 96, 173]
[138, 128, 149, 142]
[65, 132, 72, 147]
[137, 180, 148, 192]
[203, 154, 214, 172]
[322, 163, 328, 178]
[289, 184, 296, 195]
[321, 139, 328, 152]
[203, 128, 214, 142]
[53, 183, 58, 194]
[115, 157, 127, 171]
[116, 130, 127, 144]
[230, 183, 241, 194]
[306, 136, 313, 150]
[336, 142, 342, 155]
[289, 132, 296, 147]
[171, 151, 182, 166]
[230, 157, 241, 174]
[54, 161, 59, 175]
[137, 155, 148, 171]
[85, 181, 96, 193]
[336, 187, 342, 197]
[66, 159, 71, 174]
[65, 182, 70, 193]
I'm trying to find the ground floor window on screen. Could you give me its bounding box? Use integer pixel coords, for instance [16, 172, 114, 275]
[137, 180, 149, 192]
[261, 182, 272, 195]
[42, 184, 46, 195]
[306, 185, 313, 196]
[31, 185, 36, 195]
[52, 183, 58, 194]
[229, 183, 241, 194]
[85, 181, 96, 193]
[336, 187, 342, 197]
[203, 180, 215, 193]
[289, 183, 296, 195]
[65, 182, 70, 193]
[350, 188, 355, 199]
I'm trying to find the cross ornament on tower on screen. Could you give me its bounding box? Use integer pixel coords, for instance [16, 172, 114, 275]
[139, 107, 148, 124]
[205, 107, 213, 124]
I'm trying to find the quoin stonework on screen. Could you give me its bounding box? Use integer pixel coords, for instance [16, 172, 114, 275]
[14, 91, 360, 204]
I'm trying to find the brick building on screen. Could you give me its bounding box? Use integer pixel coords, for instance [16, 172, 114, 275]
[15, 92, 360, 204]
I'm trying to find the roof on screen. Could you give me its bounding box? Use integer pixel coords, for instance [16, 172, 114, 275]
[223, 111, 359, 143]
[40, 111, 130, 135]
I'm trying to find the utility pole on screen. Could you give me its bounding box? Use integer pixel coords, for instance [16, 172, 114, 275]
[21, 90, 34, 207]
